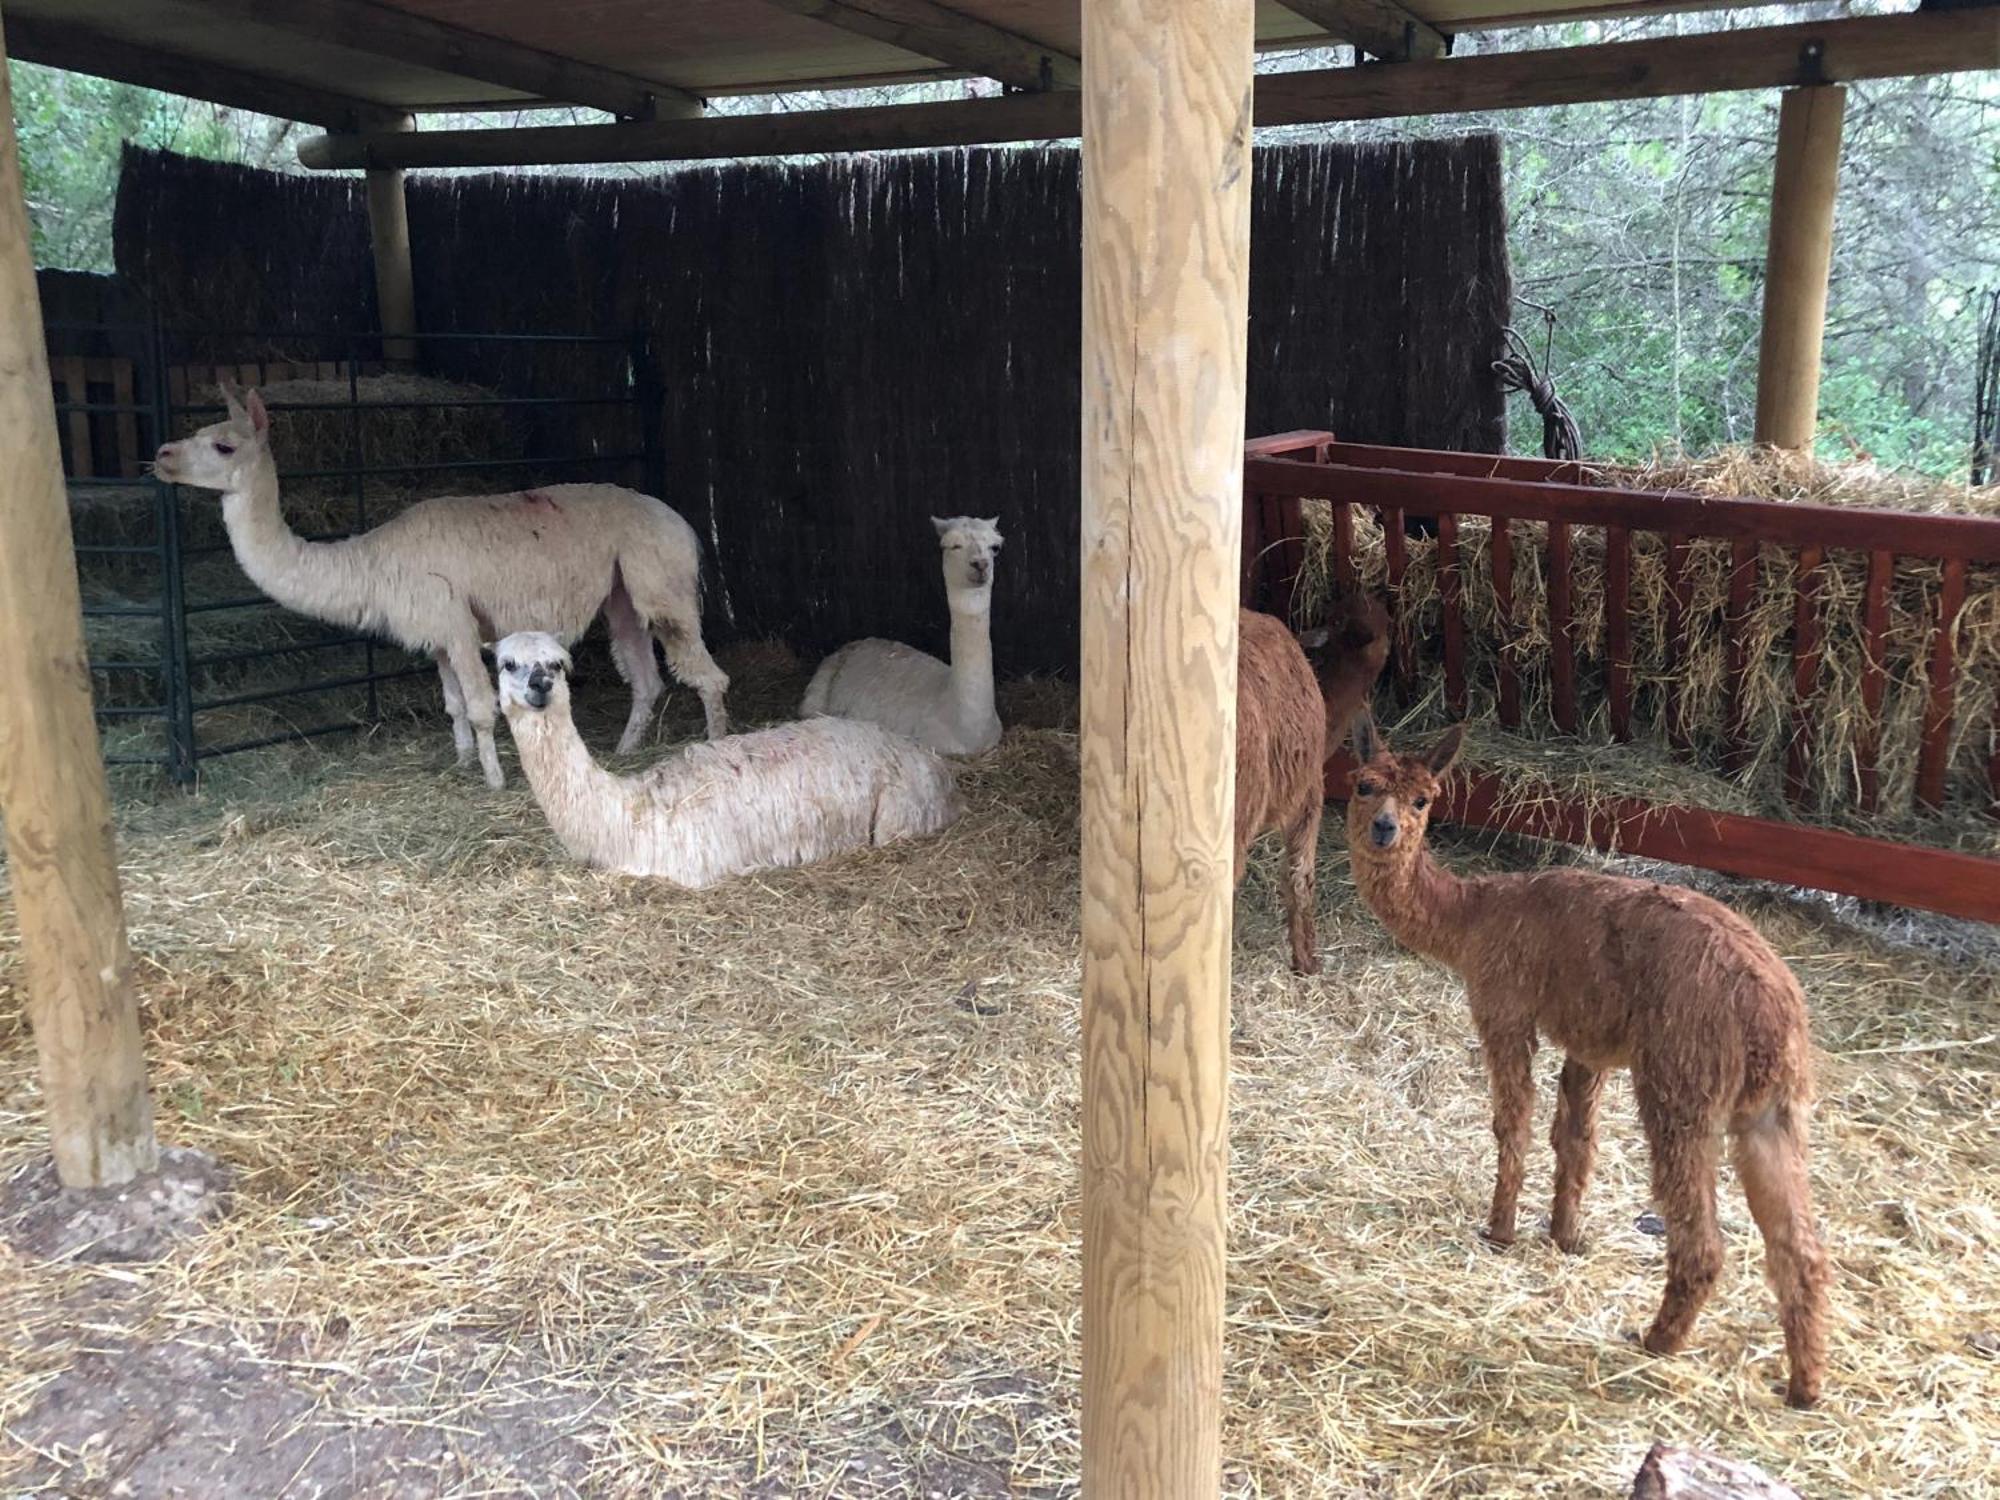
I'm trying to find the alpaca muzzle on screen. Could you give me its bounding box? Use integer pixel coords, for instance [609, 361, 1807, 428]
[524, 671, 555, 710]
[1370, 813, 1399, 849]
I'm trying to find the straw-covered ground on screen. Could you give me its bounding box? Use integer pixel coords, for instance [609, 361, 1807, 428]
[2, 646, 1996, 1497]
[1295, 447, 2000, 853]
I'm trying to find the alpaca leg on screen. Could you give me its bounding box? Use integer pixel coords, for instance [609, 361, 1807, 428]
[436, 653, 475, 765]
[445, 635, 504, 789]
[1478, 1018, 1538, 1247]
[602, 581, 665, 755]
[1549, 1056, 1606, 1253]
[653, 615, 730, 741]
[1280, 801, 1322, 976]
[1733, 1104, 1830, 1408]
[1637, 1098, 1725, 1358]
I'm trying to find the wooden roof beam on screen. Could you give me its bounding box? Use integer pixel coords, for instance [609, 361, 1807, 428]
[187, 0, 703, 120]
[759, 0, 1078, 90]
[3, 13, 381, 130]
[298, 9, 2000, 170]
[1281, 0, 1449, 62]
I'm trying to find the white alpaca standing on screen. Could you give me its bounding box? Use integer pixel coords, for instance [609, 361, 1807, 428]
[800, 516, 1002, 756]
[151, 384, 729, 789]
[493, 632, 961, 885]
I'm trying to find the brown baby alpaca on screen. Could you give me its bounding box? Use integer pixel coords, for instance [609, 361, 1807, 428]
[1344, 715, 1830, 1408]
[1236, 595, 1392, 974]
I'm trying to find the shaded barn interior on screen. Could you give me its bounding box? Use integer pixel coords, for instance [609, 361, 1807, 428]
[109, 138, 1511, 678]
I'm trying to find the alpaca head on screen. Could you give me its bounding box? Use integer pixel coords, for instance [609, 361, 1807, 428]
[1298, 589, 1391, 681]
[1345, 713, 1463, 866]
[152, 380, 271, 491]
[931, 516, 1003, 600]
[493, 632, 575, 719]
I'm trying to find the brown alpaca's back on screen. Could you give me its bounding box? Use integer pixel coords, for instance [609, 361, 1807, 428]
[1440, 867, 1815, 1121]
[1234, 609, 1330, 974]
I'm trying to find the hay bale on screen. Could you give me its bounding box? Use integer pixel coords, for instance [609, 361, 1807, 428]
[1297, 447, 2000, 852]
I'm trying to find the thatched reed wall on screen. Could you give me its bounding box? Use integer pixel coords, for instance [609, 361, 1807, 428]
[112, 140, 1512, 676]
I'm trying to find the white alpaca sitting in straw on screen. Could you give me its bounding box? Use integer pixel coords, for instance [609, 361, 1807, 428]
[494, 632, 962, 886]
[152, 383, 728, 790]
[800, 516, 1003, 756]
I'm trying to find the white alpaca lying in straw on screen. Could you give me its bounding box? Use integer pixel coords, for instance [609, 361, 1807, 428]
[152, 383, 728, 790]
[494, 632, 962, 886]
[800, 516, 1003, 756]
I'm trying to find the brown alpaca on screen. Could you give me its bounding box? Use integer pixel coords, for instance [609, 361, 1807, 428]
[1236, 595, 1392, 975]
[1343, 715, 1830, 1408]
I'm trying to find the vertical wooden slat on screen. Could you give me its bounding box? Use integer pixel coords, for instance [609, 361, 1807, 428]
[1329, 499, 1354, 598]
[1548, 521, 1577, 734]
[1439, 511, 1466, 717]
[1275, 492, 1307, 623]
[1723, 540, 1760, 773]
[1489, 516, 1519, 727]
[110, 358, 140, 479]
[1855, 548, 1893, 814]
[1605, 525, 1632, 742]
[1663, 533, 1693, 753]
[1785, 545, 1826, 806]
[59, 354, 93, 477]
[1754, 86, 1847, 450]
[1383, 506, 1411, 691]
[1240, 493, 1263, 604]
[0, 30, 160, 1187]
[1916, 556, 1967, 811]
[1079, 0, 1250, 1486]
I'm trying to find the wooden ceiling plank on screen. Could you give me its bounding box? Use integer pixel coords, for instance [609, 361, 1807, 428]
[1281, 0, 1450, 61]
[3, 13, 381, 129]
[758, 0, 1078, 89]
[294, 8, 2000, 169]
[185, 0, 704, 120]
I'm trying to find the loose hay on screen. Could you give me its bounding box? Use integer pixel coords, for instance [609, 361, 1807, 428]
[1, 650, 1996, 1495]
[1296, 446, 2000, 853]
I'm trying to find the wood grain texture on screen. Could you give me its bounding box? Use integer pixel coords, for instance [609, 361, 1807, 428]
[1279, 0, 1446, 61]
[1079, 0, 1252, 1489]
[1605, 524, 1632, 741]
[1754, 87, 1846, 448]
[0, 33, 158, 1189]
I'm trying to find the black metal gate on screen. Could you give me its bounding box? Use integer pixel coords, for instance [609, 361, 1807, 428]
[47, 313, 659, 783]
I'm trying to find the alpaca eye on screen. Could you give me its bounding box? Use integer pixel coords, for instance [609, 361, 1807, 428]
[501, 659, 516, 672]
[1414, 796, 1429, 810]
[214, 442, 236, 456]
[1357, 779, 1382, 796]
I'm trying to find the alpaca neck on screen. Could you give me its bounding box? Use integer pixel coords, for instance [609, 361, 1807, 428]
[507, 704, 631, 865]
[945, 590, 995, 724]
[220, 452, 372, 625]
[1352, 840, 1477, 973]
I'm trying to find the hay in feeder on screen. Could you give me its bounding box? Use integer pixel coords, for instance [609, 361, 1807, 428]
[1296, 448, 2000, 852]
[1, 648, 1994, 1495]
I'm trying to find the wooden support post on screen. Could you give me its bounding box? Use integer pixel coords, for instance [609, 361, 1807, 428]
[363, 114, 418, 370]
[1079, 0, 1252, 1490]
[1754, 85, 1846, 449]
[0, 29, 158, 1189]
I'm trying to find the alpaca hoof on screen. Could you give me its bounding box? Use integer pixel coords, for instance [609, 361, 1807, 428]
[1291, 955, 1321, 977]
[1478, 1225, 1516, 1251]
[482, 765, 505, 790]
[1785, 1380, 1820, 1410]
[1553, 1232, 1585, 1256]
[1637, 1324, 1684, 1357]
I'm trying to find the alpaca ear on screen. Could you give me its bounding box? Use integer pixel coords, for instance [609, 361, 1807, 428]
[219, 376, 246, 422]
[931, 516, 952, 537]
[1297, 625, 1329, 650]
[244, 388, 269, 436]
[1349, 711, 1379, 765]
[1424, 723, 1466, 776]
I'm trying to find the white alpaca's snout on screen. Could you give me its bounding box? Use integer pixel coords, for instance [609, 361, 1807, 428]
[493, 631, 572, 715]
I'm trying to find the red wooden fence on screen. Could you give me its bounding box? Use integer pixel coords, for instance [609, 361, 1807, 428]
[1242, 431, 2000, 925]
